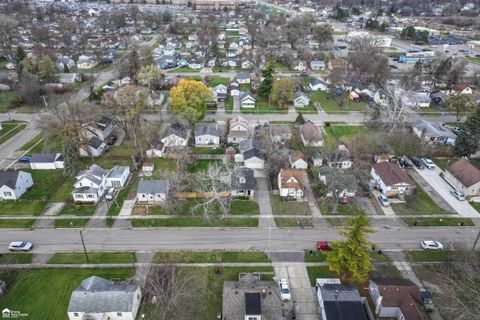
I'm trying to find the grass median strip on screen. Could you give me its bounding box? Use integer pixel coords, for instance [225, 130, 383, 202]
[0, 253, 33, 264]
[131, 217, 258, 227]
[274, 217, 312, 228]
[48, 252, 136, 264]
[0, 219, 36, 228]
[153, 251, 269, 263]
[0, 121, 27, 145]
[54, 218, 89, 228]
[403, 217, 474, 227]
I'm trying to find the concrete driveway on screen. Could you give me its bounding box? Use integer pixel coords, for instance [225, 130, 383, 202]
[414, 166, 479, 218]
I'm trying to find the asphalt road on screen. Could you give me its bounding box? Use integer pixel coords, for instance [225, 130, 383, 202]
[1, 226, 478, 253]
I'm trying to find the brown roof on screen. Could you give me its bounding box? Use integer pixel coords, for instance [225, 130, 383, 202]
[451, 83, 470, 92]
[300, 122, 323, 142]
[279, 169, 304, 191]
[290, 151, 306, 162]
[372, 162, 413, 186]
[447, 159, 480, 188]
[372, 278, 426, 320]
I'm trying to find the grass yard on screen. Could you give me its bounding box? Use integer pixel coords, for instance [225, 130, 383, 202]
[406, 250, 451, 262]
[319, 201, 366, 215]
[309, 91, 369, 114]
[207, 76, 230, 87]
[274, 217, 313, 228]
[54, 218, 89, 228]
[0, 92, 17, 113]
[0, 121, 27, 145]
[241, 99, 288, 114]
[192, 146, 226, 155]
[107, 177, 138, 216]
[433, 158, 459, 171]
[131, 217, 258, 227]
[22, 169, 67, 201]
[229, 199, 260, 215]
[323, 124, 368, 141]
[0, 268, 134, 320]
[466, 57, 480, 64]
[304, 250, 327, 262]
[0, 219, 36, 228]
[153, 251, 269, 263]
[188, 159, 222, 173]
[471, 202, 480, 214]
[403, 217, 474, 227]
[226, 30, 240, 37]
[296, 104, 318, 114]
[17, 133, 43, 152]
[0, 253, 32, 264]
[59, 203, 97, 216]
[306, 266, 338, 285]
[225, 96, 233, 111]
[48, 252, 136, 264]
[92, 143, 137, 168]
[151, 158, 177, 178]
[51, 177, 77, 202]
[271, 195, 310, 215]
[0, 201, 47, 216]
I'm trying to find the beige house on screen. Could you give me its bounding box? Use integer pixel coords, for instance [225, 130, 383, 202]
[444, 159, 480, 197]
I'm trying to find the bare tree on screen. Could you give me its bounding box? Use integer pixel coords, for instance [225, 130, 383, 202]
[196, 17, 219, 66]
[373, 84, 409, 133]
[0, 14, 18, 57]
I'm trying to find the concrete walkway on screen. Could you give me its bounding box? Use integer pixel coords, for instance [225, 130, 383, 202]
[134, 251, 155, 286]
[32, 253, 53, 264]
[86, 200, 108, 228]
[34, 202, 65, 229]
[113, 200, 135, 228]
[255, 176, 277, 228]
[302, 175, 324, 227]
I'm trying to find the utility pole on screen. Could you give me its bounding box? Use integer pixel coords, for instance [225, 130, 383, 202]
[80, 230, 89, 262]
[473, 229, 480, 251]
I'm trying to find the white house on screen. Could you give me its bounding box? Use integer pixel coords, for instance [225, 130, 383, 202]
[79, 136, 107, 158]
[195, 123, 220, 147]
[309, 78, 328, 92]
[371, 162, 415, 198]
[161, 123, 190, 147]
[412, 119, 457, 145]
[212, 84, 228, 101]
[228, 116, 250, 144]
[67, 276, 142, 320]
[243, 148, 265, 169]
[137, 179, 169, 204]
[77, 54, 98, 69]
[310, 60, 326, 71]
[106, 166, 130, 189]
[30, 153, 64, 170]
[278, 168, 304, 201]
[59, 73, 79, 84]
[240, 92, 256, 108]
[0, 171, 33, 200]
[293, 61, 307, 72]
[290, 151, 308, 170]
[294, 91, 310, 108]
[236, 73, 251, 84]
[145, 141, 165, 158]
[444, 159, 480, 197]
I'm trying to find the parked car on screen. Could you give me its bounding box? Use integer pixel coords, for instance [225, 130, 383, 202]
[278, 278, 291, 301]
[107, 135, 117, 145]
[317, 241, 332, 251]
[420, 288, 434, 312]
[339, 197, 348, 205]
[378, 194, 390, 207]
[389, 64, 398, 69]
[421, 240, 444, 250]
[105, 187, 117, 201]
[8, 241, 33, 252]
[411, 157, 425, 169]
[399, 156, 414, 168]
[421, 158, 436, 169]
[18, 156, 32, 163]
[450, 188, 465, 201]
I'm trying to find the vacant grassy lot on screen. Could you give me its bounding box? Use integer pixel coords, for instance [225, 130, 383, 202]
[151, 158, 177, 178]
[0, 201, 47, 216]
[207, 76, 230, 87]
[319, 201, 366, 215]
[22, 170, 67, 201]
[54, 218, 89, 228]
[0, 253, 32, 264]
[241, 99, 289, 114]
[271, 195, 310, 215]
[309, 91, 368, 114]
[59, 203, 97, 216]
[92, 143, 136, 168]
[323, 124, 368, 141]
[229, 200, 259, 215]
[0, 268, 134, 320]
[188, 159, 222, 173]
[403, 217, 474, 226]
[131, 217, 258, 227]
[433, 158, 459, 171]
[153, 251, 269, 263]
[48, 252, 136, 264]
[0, 219, 36, 228]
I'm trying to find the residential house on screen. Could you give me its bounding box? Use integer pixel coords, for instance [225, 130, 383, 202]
[327, 145, 353, 169]
[309, 78, 328, 92]
[278, 168, 304, 200]
[228, 116, 250, 144]
[300, 121, 323, 147]
[161, 123, 190, 147]
[0, 171, 33, 200]
[77, 54, 98, 69]
[270, 125, 292, 144]
[79, 137, 107, 158]
[402, 92, 431, 108]
[293, 61, 307, 72]
[310, 60, 326, 71]
[241, 60, 253, 69]
[239, 138, 258, 153]
[294, 91, 311, 108]
[145, 140, 165, 158]
[84, 116, 115, 141]
[212, 84, 228, 102]
[147, 91, 165, 108]
[230, 83, 241, 97]
[56, 57, 75, 71]
[444, 159, 480, 197]
[137, 179, 169, 204]
[243, 148, 264, 169]
[30, 153, 64, 170]
[449, 83, 474, 95]
[240, 92, 256, 108]
[106, 166, 130, 189]
[188, 59, 203, 69]
[222, 273, 282, 320]
[319, 167, 358, 198]
[316, 278, 369, 320]
[236, 73, 251, 84]
[231, 167, 256, 198]
[412, 119, 456, 145]
[371, 162, 415, 198]
[59, 73, 79, 84]
[67, 276, 142, 320]
[430, 91, 448, 105]
[369, 278, 428, 320]
[195, 123, 220, 147]
[290, 151, 308, 169]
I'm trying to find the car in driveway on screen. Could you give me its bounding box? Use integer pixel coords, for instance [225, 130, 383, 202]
[421, 240, 444, 250]
[450, 188, 466, 201]
[421, 158, 436, 169]
[278, 278, 291, 301]
[18, 156, 32, 163]
[317, 241, 332, 251]
[8, 241, 33, 252]
[378, 194, 390, 206]
[107, 135, 117, 145]
[105, 187, 117, 201]
[420, 288, 434, 312]
[410, 157, 425, 169]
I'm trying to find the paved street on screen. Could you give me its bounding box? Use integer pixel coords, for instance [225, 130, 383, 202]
[0, 120, 41, 170]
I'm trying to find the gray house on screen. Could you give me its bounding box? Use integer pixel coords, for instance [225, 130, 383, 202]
[137, 179, 169, 204]
[412, 119, 456, 145]
[195, 123, 220, 147]
[0, 171, 33, 200]
[231, 167, 256, 198]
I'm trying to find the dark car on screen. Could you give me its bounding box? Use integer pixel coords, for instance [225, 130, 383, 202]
[420, 288, 434, 312]
[107, 135, 117, 145]
[19, 156, 32, 163]
[410, 156, 425, 169]
[317, 241, 332, 251]
[399, 156, 414, 168]
[389, 64, 398, 69]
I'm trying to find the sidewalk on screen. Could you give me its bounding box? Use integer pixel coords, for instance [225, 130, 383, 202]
[34, 202, 65, 229]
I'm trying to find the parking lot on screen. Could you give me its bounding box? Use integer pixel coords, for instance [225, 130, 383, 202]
[413, 166, 480, 218]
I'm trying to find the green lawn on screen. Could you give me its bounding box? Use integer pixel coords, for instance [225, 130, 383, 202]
[226, 30, 240, 37]
[0, 201, 47, 216]
[0, 219, 36, 228]
[92, 143, 137, 167]
[0, 253, 32, 264]
[271, 195, 310, 215]
[229, 200, 260, 215]
[59, 203, 97, 216]
[153, 251, 269, 263]
[433, 158, 458, 171]
[471, 202, 480, 214]
[207, 76, 230, 87]
[188, 159, 222, 173]
[466, 57, 480, 64]
[192, 146, 225, 155]
[274, 218, 313, 227]
[17, 134, 43, 152]
[54, 218, 89, 228]
[225, 96, 233, 111]
[107, 177, 137, 216]
[403, 217, 474, 226]
[0, 121, 27, 145]
[241, 99, 288, 114]
[296, 104, 318, 114]
[22, 170, 67, 201]
[0, 92, 17, 113]
[306, 266, 338, 285]
[319, 201, 366, 215]
[51, 177, 77, 202]
[131, 217, 258, 227]
[323, 124, 368, 141]
[406, 250, 451, 262]
[309, 92, 369, 114]
[151, 158, 177, 178]
[0, 268, 134, 320]
[304, 250, 327, 262]
[48, 252, 136, 264]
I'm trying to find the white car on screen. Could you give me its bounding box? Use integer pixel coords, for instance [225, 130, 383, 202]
[421, 240, 444, 250]
[105, 187, 117, 201]
[278, 278, 291, 301]
[421, 158, 436, 170]
[378, 194, 390, 207]
[8, 241, 33, 252]
[450, 189, 466, 201]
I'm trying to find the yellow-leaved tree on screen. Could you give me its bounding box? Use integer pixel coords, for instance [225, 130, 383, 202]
[170, 79, 212, 124]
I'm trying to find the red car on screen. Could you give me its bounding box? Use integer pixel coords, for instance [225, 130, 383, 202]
[339, 197, 348, 205]
[317, 241, 332, 251]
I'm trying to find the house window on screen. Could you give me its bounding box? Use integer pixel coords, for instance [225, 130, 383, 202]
[117, 312, 122, 317]
[87, 195, 94, 199]
[73, 313, 79, 317]
[4, 192, 12, 197]
[75, 194, 84, 199]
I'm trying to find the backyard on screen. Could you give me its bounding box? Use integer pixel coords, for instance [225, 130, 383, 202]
[270, 195, 310, 215]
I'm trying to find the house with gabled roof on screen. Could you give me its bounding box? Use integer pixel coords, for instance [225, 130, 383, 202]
[243, 148, 264, 169]
[195, 123, 220, 147]
[444, 159, 480, 197]
[0, 171, 33, 200]
[371, 162, 415, 198]
[231, 167, 256, 198]
[228, 116, 250, 144]
[161, 123, 190, 147]
[300, 121, 323, 147]
[137, 179, 169, 204]
[294, 91, 310, 108]
[240, 92, 256, 109]
[278, 168, 304, 201]
[30, 153, 64, 170]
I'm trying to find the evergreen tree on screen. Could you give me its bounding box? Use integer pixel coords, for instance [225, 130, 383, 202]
[63, 139, 82, 177]
[295, 112, 305, 125]
[257, 62, 274, 98]
[15, 46, 26, 75]
[455, 105, 480, 157]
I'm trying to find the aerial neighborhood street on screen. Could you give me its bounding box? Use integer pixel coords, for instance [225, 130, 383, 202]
[1, 0, 480, 319]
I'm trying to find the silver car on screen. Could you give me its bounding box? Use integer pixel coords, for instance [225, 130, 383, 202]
[8, 241, 33, 252]
[450, 189, 465, 201]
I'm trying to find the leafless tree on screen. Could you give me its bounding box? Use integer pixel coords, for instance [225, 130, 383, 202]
[373, 84, 409, 133]
[0, 14, 18, 57]
[196, 17, 219, 66]
[142, 265, 207, 320]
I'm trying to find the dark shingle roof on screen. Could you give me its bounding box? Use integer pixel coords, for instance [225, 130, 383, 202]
[163, 123, 189, 139]
[245, 292, 261, 315]
[0, 171, 20, 189]
[138, 180, 169, 195]
[31, 153, 62, 163]
[243, 148, 263, 161]
[231, 167, 256, 190]
[195, 123, 219, 137]
[447, 159, 480, 188]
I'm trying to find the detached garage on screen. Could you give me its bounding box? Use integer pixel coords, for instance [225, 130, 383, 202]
[243, 148, 265, 169]
[30, 153, 64, 170]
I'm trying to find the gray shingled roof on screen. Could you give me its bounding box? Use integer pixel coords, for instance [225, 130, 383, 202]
[195, 123, 219, 137]
[138, 180, 169, 195]
[0, 171, 20, 189]
[243, 148, 263, 161]
[239, 138, 258, 153]
[107, 166, 129, 179]
[89, 136, 104, 149]
[231, 167, 256, 190]
[67, 276, 139, 313]
[413, 119, 456, 139]
[31, 153, 62, 163]
[163, 123, 189, 139]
